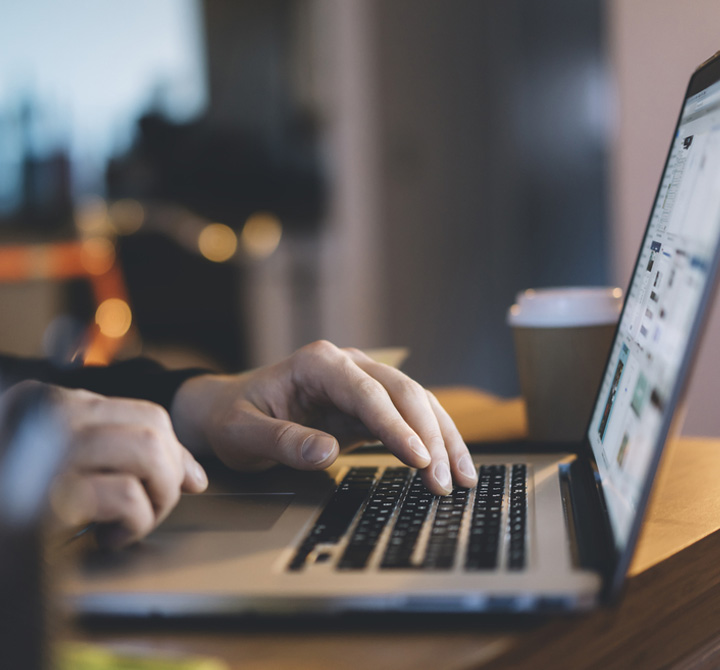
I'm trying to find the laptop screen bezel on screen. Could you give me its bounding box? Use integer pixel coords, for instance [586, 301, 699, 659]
[578, 50, 720, 601]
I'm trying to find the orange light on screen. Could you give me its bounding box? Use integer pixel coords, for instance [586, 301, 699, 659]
[240, 212, 282, 258]
[109, 199, 145, 235]
[198, 223, 237, 262]
[80, 237, 116, 275]
[95, 298, 132, 338]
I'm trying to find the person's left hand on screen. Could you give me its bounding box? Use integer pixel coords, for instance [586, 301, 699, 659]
[170, 340, 477, 495]
[1, 382, 209, 549]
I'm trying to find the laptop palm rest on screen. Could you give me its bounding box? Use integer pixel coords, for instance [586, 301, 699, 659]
[157, 493, 295, 533]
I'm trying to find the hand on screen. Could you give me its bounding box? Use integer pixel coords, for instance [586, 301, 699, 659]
[170, 341, 477, 495]
[3, 381, 208, 549]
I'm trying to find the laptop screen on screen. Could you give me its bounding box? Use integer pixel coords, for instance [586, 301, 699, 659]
[587, 70, 720, 550]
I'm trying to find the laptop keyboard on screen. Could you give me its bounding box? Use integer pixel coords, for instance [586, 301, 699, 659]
[338, 467, 412, 569]
[288, 467, 377, 571]
[382, 472, 460, 569]
[288, 463, 528, 572]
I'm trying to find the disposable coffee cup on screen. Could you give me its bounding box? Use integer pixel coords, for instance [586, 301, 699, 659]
[507, 287, 623, 443]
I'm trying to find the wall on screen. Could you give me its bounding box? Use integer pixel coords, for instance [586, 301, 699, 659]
[370, 0, 610, 393]
[212, 0, 612, 390]
[608, 0, 720, 435]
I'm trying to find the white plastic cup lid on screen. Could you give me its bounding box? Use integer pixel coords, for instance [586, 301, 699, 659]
[507, 286, 623, 328]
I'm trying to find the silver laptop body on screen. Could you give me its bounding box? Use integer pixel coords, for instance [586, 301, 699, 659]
[64, 50, 720, 617]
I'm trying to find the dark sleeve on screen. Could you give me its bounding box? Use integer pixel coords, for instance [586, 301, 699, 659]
[0, 354, 210, 411]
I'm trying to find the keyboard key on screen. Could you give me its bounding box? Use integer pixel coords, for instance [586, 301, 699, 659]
[288, 467, 378, 571]
[466, 465, 506, 570]
[380, 474, 435, 569]
[422, 486, 470, 570]
[507, 464, 527, 570]
[290, 462, 528, 574]
[338, 468, 412, 570]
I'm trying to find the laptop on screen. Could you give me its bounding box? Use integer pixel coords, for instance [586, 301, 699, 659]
[65, 50, 720, 617]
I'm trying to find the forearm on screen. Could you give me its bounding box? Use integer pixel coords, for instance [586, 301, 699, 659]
[0, 354, 209, 411]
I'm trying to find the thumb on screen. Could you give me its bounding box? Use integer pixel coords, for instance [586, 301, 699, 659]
[237, 413, 340, 471]
[295, 431, 340, 470]
[181, 448, 209, 493]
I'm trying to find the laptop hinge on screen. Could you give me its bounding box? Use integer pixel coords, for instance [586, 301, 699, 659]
[559, 457, 617, 599]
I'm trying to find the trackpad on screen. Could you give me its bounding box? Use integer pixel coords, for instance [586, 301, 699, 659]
[157, 493, 294, 533]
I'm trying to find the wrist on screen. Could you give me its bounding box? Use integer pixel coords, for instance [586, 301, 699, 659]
[169, 373, 221, 456]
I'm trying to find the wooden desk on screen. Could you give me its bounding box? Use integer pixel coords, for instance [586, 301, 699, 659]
[74, 389, 720, 670]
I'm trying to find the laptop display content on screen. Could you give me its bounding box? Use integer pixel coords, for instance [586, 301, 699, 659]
[588, 68, 720, 556]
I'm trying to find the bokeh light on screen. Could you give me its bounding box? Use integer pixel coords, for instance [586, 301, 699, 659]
[197, 223, 238, 262]
[240, 212, 283, 258]
[95, 298, 132, 338]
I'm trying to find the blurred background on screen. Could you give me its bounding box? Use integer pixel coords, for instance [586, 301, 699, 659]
[0, 0, 718, 434]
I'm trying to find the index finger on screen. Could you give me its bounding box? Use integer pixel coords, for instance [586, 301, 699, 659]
[345, 349, 477, 492]
[292, 341, 433, 470]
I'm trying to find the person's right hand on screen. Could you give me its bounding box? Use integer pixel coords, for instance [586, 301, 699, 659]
[170, 341, 477, 496]
[2, 381, 208, 549]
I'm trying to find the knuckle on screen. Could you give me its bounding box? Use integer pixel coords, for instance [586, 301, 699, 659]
[356, 376, 384, 402]
[397, 376, 423, 398]
[425, 428, 445, 449]
[301, 339, 338, 362]
[69, 387, 104, 409]
[117, 476, 145, 507]
[143, 401, 173, 429]
[138, 425, 163, 452]
[137, 427, 171, 471]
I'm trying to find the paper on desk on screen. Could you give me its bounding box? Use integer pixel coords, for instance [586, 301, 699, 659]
[59, 643, 228, 670]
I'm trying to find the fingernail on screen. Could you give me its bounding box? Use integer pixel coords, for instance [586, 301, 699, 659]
[192, 462, 208, 488]
[458, 454, 477, 480]
[434, 461, 452, 492]
[301, 435, 336, 465]
[408, 436, 431, 464]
